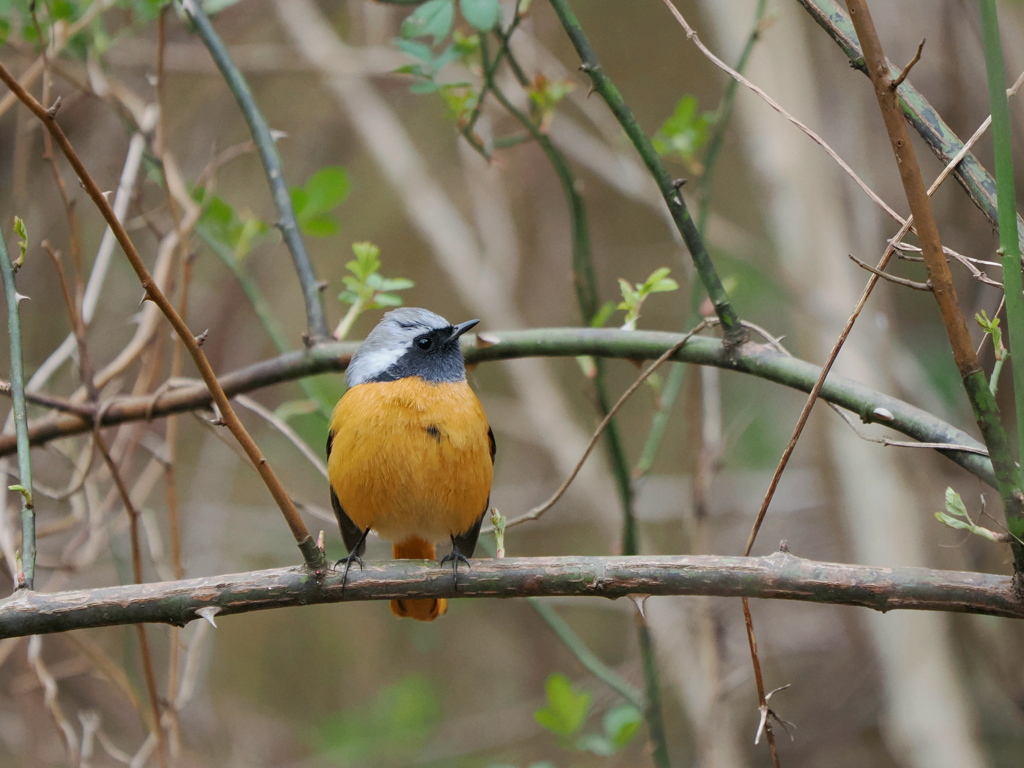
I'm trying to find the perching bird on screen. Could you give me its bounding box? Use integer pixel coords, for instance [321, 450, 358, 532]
[327, 308, 495, 621]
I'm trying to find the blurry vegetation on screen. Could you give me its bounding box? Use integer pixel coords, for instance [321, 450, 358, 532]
[0, 0, 1023, 767]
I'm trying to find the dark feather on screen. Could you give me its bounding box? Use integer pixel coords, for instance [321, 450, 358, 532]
[327, 429, 367, 555]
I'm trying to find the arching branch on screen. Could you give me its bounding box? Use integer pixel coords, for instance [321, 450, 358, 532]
[4, 329, 994, 489]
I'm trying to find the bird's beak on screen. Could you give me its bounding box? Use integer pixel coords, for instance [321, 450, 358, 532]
[451, 319, 480, 340]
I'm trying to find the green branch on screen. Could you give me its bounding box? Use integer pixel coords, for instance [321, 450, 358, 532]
[484, 40, 637, 551]
[178, 0, 329, 343]
[547, 0, 746, 346]
[1, 329, 997, 488]
[0, 221, 34, 589]
[980, 0, 1024, 499]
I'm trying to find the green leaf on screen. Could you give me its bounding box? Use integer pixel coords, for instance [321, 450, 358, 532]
[654, 94, 715, 163]
[648, 277, 679, 293]
[300, 214, 340, 238]
[533, 673, 591, 737]
[401, 0, 454, 42]
[603, 704, 642, 748]
[944, 487, 968, 518]
[289, 187, 310, 216]
[459, 0, 501, 31]
[395, 38, 435, 62]
[377, 277, 415, 292]
[303, 166, 350, 215]
[410, 80, 441, 94]
[374, 293, 404, 308]
[50, 0, 76, 20]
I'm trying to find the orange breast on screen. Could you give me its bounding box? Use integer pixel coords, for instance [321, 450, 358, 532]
[327, 378, 492, 544]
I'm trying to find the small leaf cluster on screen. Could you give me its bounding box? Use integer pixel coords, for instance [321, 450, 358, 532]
[393, 0, 500, 121]
[653, 95, 716, 172]
[533, 673, 642, 757]
[935, 487, 1009, 543]
[527, 73, 575, 133]
[592, 268, 679, 331]
[339, 243, 414, 311]
[976, 310, 1006, 362]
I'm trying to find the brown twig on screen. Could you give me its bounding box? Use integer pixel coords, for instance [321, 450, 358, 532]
[503, 322, 707, 529]
[742, 597, 780, 765]
[0, 61, 324, 570]
[891, 39, 925, 90]
[42, 242, 97, 399]
[848, 254, 932, 291]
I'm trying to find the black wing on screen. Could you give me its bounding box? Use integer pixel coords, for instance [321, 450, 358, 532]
[327, 429, 367, 555]
[452, 426, 496, 558]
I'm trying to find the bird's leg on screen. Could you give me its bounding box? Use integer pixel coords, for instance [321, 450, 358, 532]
[440, 536, 472, 591]
[334, 527, 371, 594]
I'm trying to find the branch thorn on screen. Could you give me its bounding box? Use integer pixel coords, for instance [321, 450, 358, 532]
[195, 606, 220, 628]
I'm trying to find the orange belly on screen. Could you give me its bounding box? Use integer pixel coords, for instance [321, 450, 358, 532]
[327, 378, 492, 544]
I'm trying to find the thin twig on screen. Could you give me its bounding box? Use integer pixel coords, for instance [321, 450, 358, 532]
[890, 39, 925, 90]
[506, 323, 707, 529]
[848, 254, 932, 291]
[742, 598, 780, 765]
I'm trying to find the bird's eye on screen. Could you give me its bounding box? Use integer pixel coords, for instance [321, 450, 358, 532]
[415, 335, 432, 350]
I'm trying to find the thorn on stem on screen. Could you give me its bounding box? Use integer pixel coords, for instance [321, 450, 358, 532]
[195, 606, 220, 628]
[46, 95, 62, 118]
[628, 593, 649, 618]
[672, 178, 688, 190]
[194, 329, 209, 347]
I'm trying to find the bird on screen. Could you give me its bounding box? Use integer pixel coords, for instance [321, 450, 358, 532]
[327, 307, 495, 621]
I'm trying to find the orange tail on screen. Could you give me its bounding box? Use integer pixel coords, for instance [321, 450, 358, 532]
[390, 537, 447, 621]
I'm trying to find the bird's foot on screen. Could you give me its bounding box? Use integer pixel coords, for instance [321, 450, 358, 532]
[440, 539, 472, 591]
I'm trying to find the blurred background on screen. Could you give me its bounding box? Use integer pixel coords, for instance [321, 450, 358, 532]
[1, 0, 1024, 765]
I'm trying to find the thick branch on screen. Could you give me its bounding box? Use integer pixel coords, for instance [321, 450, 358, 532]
[0, 552, 1020, 638]
[2, 330, 995, 486]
